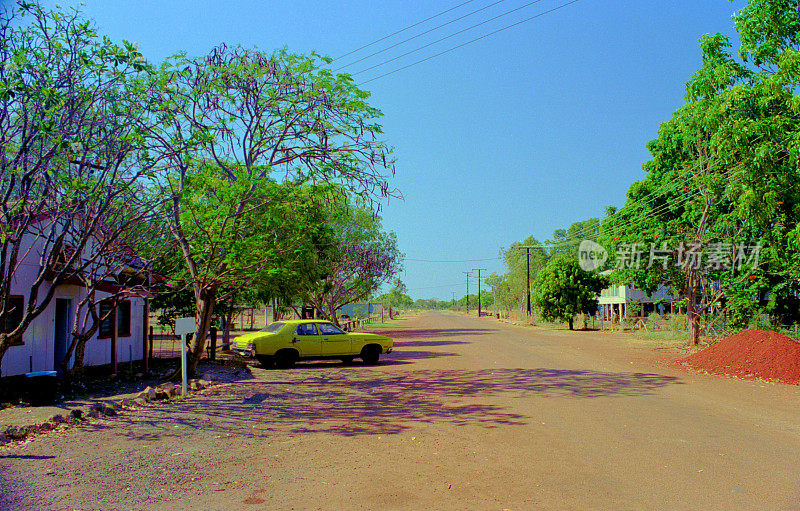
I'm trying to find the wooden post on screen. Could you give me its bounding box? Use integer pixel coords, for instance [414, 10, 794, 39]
[210, 326, 217, 361]
[148, 326, 154, 367]
[143, 297, 150, 373]
[111, 305, 118, 375]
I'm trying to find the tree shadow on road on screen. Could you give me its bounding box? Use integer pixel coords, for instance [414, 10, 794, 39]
[287, 349, 459, 368]
[0, 455, 56, 460]
[87, 367, 683, 440]
[372, 328, 495, 339]
[393, 339, 469, 347]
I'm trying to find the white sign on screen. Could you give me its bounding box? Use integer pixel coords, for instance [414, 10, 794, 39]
[175, 317, 196, 398]
[175, 317, 197, 336]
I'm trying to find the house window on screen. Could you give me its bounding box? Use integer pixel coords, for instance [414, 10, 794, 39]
[98, 300, 131, 338]
[2, 295, 25, 345]
[118, 301, 131, 336]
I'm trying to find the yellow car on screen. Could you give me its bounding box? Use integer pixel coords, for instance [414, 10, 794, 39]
[232, 319, 393, 368]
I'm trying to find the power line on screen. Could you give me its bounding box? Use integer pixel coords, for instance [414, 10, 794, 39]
[595, 163, 752, 240]
[404, 256, 502, 262]
[333, 0, 480, 62]
[334, 0, 515, 71]
[560, 166, 744, 249]
[358, 0, 582, 85]
[507, 161, 753, 255]
[351, 0, 549, 77]
[496, 156, 743, 255]
[537, 140, 766, 249]
[540, 161, 711, 246]
[406, 281, 466, 291]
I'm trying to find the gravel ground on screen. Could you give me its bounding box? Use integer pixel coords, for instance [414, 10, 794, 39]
[1, 312, 799, 510]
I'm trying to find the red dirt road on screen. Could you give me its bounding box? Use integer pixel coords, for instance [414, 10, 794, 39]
[2, 311, 800, 510]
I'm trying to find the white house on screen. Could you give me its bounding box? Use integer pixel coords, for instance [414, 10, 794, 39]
[597, 271, 676, 321]
[1, 212, 148, 378]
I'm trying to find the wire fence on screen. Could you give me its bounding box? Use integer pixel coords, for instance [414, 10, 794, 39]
[492, 309, 800, 343]
[147, 328, 229, 361]
[147, 311, 391, 361]
[604, 313, 800, 342]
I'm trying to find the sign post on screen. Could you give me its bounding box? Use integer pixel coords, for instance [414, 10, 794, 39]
[175, 317, 197, 397]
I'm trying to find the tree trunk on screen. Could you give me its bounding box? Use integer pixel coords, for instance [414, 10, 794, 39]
[64, 292, 97, 377]
[222, 309, 233, 348]
[568, 317, 574, 330]
[0, 339, 8, 378]
[686, 268, 700, 346]
[0, 330, 25, 377]
[188, 290, 216, 374]
[65, 334, 92, 381]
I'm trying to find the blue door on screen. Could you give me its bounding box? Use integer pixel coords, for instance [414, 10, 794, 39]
[54, 298, 72, 373]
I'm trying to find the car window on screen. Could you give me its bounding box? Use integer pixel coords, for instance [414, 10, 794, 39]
[318, 323, 344, 335]
[260, 322, 285, 333]
[295, 323, 318, 336]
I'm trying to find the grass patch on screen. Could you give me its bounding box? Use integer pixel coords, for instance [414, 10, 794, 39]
[632, 330, 690, 342]
[363, 321, 400, 329]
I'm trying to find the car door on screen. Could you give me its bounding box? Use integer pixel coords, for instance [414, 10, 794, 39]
[318, 322, 350, 356]
[292, 322, 321, 357]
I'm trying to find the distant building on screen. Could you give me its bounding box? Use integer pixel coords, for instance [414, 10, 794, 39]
[337, 302, 384, 319]
[597, 272, 676, 320]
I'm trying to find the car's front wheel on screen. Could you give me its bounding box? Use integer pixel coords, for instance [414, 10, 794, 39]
[274, 349, 297, 369]
[361, 345, 381, 365]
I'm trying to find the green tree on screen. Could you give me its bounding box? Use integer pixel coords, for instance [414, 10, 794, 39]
[381, 278, 413, 310]
[486, 272, 517, 313]
[503, 237, 548, 311]
[547, 218, 600, 259]
[0, 1, 159, 375]
[601, 0, 800, 343]
[146, 45, 397, 371]
[300, 197, 402, 324]
[533, 256, 608, 330]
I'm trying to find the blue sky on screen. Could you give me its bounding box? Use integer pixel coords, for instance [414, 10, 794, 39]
[27, 0, 747, 299]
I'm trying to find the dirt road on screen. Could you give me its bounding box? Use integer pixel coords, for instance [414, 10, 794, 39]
[2, 311, 799, 510]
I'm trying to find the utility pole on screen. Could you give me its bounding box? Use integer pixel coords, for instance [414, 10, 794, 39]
[511, 246, 538, 317]
[462, 271, 471, 314]
[493, 281, 497, 318]
[472, 268, 486, 318]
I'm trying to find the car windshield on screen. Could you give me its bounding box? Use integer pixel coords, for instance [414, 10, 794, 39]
[260, 322, 285, 333]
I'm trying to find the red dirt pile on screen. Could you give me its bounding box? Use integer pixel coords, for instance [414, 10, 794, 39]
[680, 329, 800, 384]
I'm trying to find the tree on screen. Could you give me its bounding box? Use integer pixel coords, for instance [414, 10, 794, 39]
[600, 0, 800, 343]
[600, 93, 735, 344]
[62, 231, 157, 378]
[379, 278, 413, 310]
[457, 293, 492, 309]
[503, 237, 548, 311]
[0, 1, 158, 375]
[413, 298, 451, 309]
[301, 198, 402, 324]
[532, 256, 608, 330]
[146, 45, 398, 371]
[546, 218, 600, 259]
[486, 272, 515, 313]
